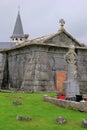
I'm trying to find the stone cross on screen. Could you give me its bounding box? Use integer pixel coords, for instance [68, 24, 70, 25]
[64, 45, 77, 80]
[64, 45, 80, 99]
[59, 19, 65, 28]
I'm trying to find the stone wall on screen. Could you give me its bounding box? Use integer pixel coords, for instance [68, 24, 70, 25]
[0, 53, 8, 89]
[0, 44, 87, 93]
[6, 45, 68, 92]
[77, 49, 87, 94]
[8, 47, 29, 89]
[43, 95, 87, 112]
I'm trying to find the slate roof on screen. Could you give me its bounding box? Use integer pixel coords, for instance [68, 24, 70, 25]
[0, 42, 15, 49]
[10, 11, 24, 38]
[0, 42, 15, 60]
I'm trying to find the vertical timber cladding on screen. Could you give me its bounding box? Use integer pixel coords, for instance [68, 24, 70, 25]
[77, 48, 87, 93]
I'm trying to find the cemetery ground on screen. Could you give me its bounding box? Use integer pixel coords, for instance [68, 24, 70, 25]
[0, 92, 87, 130]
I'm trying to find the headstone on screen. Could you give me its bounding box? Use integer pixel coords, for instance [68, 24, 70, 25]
[16, 115, 32, 121]
[82, 119, 87, 128]
[12, 100, 22, 105]
[55, 116, 67, 124]
[64, 45, 80, 99]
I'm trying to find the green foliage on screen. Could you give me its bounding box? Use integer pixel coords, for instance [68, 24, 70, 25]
[0, 92, 86, 130]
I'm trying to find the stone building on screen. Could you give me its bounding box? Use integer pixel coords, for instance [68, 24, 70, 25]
[0, 12, 87, 93]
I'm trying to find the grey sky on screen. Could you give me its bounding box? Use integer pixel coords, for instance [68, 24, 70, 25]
[0, 0, 87, 44]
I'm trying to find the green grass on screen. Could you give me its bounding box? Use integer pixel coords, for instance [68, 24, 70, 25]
[0, 92, 86, 130]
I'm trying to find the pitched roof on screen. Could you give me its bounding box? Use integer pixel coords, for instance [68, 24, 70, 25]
[11, 11, 24, 38]
[0, 42, 15, 60]
[0, 42, 15, 49]
[43, 28, 82, 47]
[0, 39, 86, 53]
[1, 27, 86, 52]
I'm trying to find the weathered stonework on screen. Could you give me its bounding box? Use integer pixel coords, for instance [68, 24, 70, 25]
[43, 95, 87, 112]
[0, 28, 87, 93]
[64, 45, 80, 98]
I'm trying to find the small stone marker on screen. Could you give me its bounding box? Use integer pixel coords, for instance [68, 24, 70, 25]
[55, 116, 67, 124]
[12, 100, 22, 105]
[82, 119, 87, 128]
[16, 115, 32, 121]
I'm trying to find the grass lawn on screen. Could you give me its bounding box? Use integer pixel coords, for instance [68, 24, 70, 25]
[0, 92, 86, 130]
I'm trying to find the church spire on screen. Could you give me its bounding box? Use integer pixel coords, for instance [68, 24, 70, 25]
[10, 10, 29, 44]
[12, 10, 24, 38]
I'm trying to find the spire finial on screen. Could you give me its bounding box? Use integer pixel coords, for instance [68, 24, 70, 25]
[59, 19, 65, 29]
[18, 5, 20, 13]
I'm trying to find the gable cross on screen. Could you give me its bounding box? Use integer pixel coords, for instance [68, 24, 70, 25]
[59, 19, 65, 28]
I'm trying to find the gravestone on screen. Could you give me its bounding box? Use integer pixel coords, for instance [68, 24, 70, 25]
[12, 100, 22, 105]
[64, 45, 80, 99]
[16, 115, 32, 121]
[55, 116, 67, 124]
[82, 119, 87, 128]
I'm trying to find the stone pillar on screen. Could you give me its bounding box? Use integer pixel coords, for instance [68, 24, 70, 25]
[64, 45, 80, 99]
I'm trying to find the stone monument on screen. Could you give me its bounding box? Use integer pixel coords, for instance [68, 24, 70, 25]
[64, 45, 80, 100]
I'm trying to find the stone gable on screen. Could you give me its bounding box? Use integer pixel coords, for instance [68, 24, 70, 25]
[44, 30, 82, 47]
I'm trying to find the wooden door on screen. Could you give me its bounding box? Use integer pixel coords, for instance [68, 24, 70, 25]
[56, 71, 66, 95]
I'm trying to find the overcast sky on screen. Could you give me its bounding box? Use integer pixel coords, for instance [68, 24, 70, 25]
[0, 0, 87, 44]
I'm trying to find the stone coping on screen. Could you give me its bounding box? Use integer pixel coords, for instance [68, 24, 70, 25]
[43, 95, 87, 112]
[0, 41, 86, 53]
